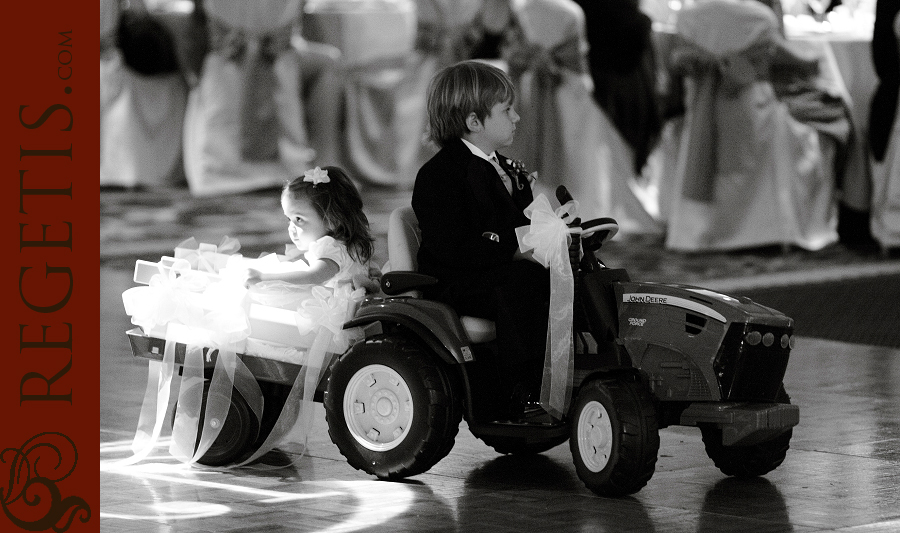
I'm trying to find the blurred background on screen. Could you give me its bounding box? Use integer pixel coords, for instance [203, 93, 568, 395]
[99, 3, 900, 531]
[101, 0, 900, 317]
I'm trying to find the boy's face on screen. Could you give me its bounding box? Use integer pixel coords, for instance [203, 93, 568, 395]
[479, 99, 519, 152]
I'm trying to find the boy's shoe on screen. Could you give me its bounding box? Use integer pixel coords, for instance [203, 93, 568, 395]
[497, 384, 551, 424]
[504, 382, 531, 421]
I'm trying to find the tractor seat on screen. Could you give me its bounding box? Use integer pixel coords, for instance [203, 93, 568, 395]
[383, 206, 497, 344]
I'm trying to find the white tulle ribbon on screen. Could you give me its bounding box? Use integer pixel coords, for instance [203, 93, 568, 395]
[115, 249, 367, 469]
[233, 283, 366, 463]
[516, 194, 581, 420]
[115, 257, 262, 468]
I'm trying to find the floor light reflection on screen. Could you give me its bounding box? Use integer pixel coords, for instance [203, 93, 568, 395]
[101, 438, 416, 532]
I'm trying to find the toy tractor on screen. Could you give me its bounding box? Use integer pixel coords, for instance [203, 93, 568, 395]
[125, 187, 798, 497]
[323, 186, 798, 496]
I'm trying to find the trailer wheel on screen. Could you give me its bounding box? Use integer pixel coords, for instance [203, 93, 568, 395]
[180, 381, 260, 467]
[324, 335, 462, 479]
[700, 385, 793, 477]
[569, 376, 659, 497]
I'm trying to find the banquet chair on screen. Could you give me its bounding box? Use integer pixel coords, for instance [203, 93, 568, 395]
[870, 10, 900, 253]
[100, 0, 189, 188]
[502, 0, 663, 234]
[183, 0, 315, 196]
[662, 0, 839, 252]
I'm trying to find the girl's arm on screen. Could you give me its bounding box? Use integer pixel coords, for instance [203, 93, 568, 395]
[246, 258, 340, 286]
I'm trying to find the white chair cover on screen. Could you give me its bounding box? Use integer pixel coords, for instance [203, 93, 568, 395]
[503, 0, 663, 234]
[415, 0, 484, 66]
[183, 0, 315, 196]
[663, 0, 838, 251]
[100, 0, 189, 188]
[329, 0, 481, 187]
[870, 12, 900, 250]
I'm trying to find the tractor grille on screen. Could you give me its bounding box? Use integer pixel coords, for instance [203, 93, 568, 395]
[714, 322, 793, 401]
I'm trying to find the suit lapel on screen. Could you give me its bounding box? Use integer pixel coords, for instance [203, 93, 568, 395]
[458, 145, 519, 211]
[496, 151, 535, 210]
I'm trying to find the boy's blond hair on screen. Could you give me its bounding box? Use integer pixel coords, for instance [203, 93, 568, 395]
[426, 60, 517, 148]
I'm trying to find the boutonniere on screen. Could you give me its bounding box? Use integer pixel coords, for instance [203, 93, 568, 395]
[504, 158, 538, 190]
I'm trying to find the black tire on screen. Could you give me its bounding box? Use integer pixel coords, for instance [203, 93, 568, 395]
[478, 433, 569, 455]
[190, 381, 261, 467]
[324, 335, 463, 479]
[700, 386, 793, 477]
[569, 375, 660, 497]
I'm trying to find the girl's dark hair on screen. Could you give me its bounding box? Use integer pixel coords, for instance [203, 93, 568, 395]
[283, 166, 375, 264]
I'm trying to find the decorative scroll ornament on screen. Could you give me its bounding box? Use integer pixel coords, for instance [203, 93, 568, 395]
[1, 432, 91, 531]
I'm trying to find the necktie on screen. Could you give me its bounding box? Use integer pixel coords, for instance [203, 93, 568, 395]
[489, 155, 513, 195]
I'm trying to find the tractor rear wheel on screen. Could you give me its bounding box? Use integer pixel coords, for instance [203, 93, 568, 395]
[325, 335, 463, 479]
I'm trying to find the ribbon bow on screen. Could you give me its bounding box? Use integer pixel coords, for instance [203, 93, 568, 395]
[672, 37, 775, 202]
[208, 17, 292, 162]
[174, 236, 241, 274]
[303, 166, 330, 185]
[296, 285, 366, 353]
[122, 258, 206, 334]
[118, 256, 256, 468]
[122, 258, 251, 347]
[504, 33, 586, 180]
[516, 194, 580, 419]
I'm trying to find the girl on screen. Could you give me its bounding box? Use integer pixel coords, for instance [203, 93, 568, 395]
[246, 165, 377, 292]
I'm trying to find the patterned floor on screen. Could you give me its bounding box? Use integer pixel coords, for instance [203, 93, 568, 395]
[100, 185, 900, 290]
[100, 184, 900, 532]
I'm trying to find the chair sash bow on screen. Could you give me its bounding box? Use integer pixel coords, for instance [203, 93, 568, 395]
[673, 38, 774, 202]
[208, 16, 293, 161]
[505, 34, 586, 178]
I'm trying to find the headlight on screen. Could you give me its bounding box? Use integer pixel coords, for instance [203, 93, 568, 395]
[745, 330, 762, 345]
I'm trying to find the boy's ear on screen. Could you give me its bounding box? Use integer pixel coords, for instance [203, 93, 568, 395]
[465, 112, 482, 133]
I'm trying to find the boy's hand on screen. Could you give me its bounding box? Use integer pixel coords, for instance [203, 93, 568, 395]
[513, 247, 540, 265]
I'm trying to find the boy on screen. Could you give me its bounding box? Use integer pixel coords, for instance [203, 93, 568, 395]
[412, 60, 550, 421]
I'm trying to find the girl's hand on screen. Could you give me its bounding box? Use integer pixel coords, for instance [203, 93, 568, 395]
[245, 268, 263, 286]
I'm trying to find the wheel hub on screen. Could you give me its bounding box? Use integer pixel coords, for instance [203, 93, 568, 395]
[344, 364, 413, 452]
[578, 400, 613, 473]
[370, 389, 400, 425]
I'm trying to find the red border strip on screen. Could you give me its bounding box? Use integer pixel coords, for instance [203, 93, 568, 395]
[2, 2, 99, 531]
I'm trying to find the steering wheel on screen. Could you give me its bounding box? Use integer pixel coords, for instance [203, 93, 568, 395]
[580, 217, 619, 252]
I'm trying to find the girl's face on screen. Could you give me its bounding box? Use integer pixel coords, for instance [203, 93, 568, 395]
[282, 193, 328, 251]
[480, 98, 519, 153]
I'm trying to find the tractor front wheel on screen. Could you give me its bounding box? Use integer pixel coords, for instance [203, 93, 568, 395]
[569, 375, 660, 497]
[700, 385, 793, 477]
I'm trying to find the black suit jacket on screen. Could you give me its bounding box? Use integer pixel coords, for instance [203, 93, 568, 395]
[412, 138, 534, 289]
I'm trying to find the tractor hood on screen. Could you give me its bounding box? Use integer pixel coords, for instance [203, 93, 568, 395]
[616, 281, 794, 329]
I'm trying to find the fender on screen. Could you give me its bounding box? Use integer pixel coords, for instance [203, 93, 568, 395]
[343, 297, 475, 365]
